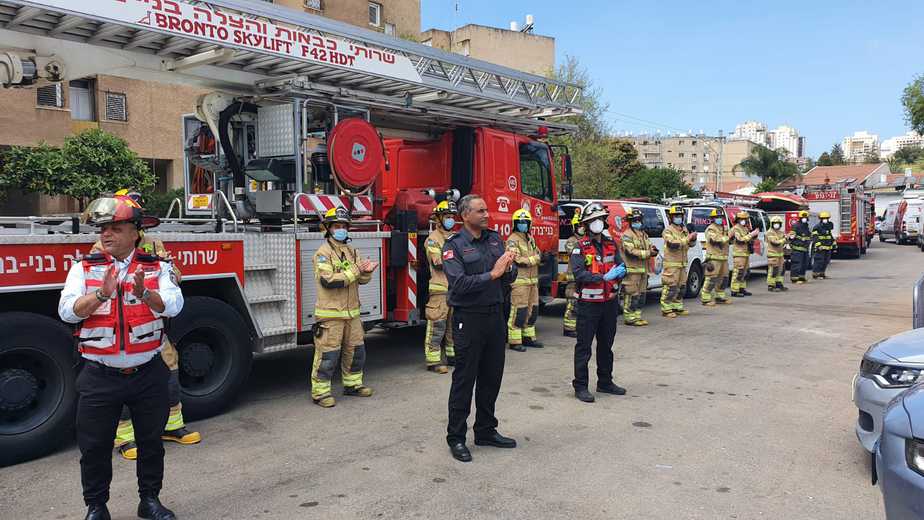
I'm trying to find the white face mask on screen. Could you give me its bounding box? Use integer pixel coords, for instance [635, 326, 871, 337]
[589, 219, 605, 234]
[772, 223, 781, 230]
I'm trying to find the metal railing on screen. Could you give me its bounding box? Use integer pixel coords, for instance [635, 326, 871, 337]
[914, 274, 924, 329]
[214, 190, 239, 233]
[165, 198, 184, 220]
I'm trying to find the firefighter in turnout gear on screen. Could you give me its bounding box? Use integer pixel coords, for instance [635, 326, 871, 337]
[700, 208, 732, 306]
[812, 211, 836, 279]
[620, 209, 657, 326]
[765, 216, 789, 292]
[506, 208, 543, 351]
[91, 191, 200, 462]
[730, 211, 760, 297]
[569, 202, 627, 403]
[562, 208, 585, 337]
[790, 210, 812, 284]
[59, 196, 182, 520]
[311, 207, 379, 408]
[660, 206, 697, 317]
[423, 201, 457, 374]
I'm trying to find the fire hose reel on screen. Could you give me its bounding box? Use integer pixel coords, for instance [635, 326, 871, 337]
[328, 118, 386, 192]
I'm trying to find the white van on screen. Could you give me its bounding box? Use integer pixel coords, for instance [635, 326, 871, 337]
[684, 204, 770, 270]
[619, 201, 707, 299]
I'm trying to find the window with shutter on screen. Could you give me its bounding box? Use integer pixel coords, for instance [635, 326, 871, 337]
[105, 92, 127, 121]
[36, 84, 63, 108]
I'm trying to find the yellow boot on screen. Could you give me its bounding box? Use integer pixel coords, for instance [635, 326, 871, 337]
[314, 396, 336, 408]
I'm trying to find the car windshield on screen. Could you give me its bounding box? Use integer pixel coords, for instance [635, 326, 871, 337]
[690, 207, 714, 232]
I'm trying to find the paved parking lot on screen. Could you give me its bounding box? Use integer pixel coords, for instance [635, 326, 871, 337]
[2, 242, 916, 519]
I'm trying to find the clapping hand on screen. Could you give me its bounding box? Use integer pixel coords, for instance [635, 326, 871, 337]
[100, 264, 118, 299]
[359, 258, 379, 273]
[132, 267, 146, 299]
[604, 263, 627, 281]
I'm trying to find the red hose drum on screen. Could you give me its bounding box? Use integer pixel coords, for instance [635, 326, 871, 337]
[328, 118, 383, 189]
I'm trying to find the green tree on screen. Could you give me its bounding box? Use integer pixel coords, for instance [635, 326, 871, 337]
[817, 152, 833, 166]
[893, 145, 924, 165]
[737, 145, 799, 191]
[863, 151, 882, 164]
[0, 129, 155, 209]
[613, 167, 695, 200]
[902, 74, 924, 135]
[830, 143, 846, 165]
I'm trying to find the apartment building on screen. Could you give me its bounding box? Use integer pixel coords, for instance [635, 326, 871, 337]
[630, 134, 760, 189]
[880, 131, 924, 159]
[0, 0, 421, 215]
[842, 131, 881, 163]
[420, 23, 555, 75]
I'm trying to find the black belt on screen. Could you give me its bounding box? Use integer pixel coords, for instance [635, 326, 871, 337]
[84, 356, 159, 376]
[454, 304, 501, 314]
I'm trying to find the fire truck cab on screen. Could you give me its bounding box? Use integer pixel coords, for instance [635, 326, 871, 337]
[0, 0, 582, 465]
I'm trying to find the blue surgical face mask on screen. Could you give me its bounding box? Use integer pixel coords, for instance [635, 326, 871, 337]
[332, 228, 348, 242]
[631, 222, 643, 230]
[515, 222, 529, 233]
[442, 218, 455, 230]
[672, 217, 683, 225]
[715, 218, 724, 226]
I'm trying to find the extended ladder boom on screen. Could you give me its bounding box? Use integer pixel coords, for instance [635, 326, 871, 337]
[0, 0, 582, 132]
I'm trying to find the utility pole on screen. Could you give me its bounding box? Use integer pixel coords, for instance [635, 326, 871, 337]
[717, 129, 724, 192]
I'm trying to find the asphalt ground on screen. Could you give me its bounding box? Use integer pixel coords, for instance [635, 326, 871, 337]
[3, 240, 917, 520]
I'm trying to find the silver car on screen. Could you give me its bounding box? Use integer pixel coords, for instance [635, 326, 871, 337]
[874, 382, 924, 519]
[853, 328, 924, 452]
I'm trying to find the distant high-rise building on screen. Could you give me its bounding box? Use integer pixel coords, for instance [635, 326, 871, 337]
[880, 131, 924, 159]
[626, 134, 761, 189]
[767, 125, 802, 158]
[732, 121, 768, 146]
[842, 131, 881, 163]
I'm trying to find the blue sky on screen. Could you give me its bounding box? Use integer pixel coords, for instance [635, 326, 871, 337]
[421, 0, 924, 158]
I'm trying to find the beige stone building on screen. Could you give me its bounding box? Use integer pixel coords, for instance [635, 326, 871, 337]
[273, 0, 420, 40]
[629, 135, 761, 190]
[420, 24, 555, 75]
[0, 0, 421, 215]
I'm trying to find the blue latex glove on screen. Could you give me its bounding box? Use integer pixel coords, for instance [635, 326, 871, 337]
[604, 263, 627, 281]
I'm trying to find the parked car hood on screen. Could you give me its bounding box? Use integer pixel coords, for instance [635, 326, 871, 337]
[870, 328, 924, 364]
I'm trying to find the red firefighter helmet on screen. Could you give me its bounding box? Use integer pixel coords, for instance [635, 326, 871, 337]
[82, 196, 160, 229]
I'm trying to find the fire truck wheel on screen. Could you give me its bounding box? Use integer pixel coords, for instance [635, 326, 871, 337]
[169, 297, 253, 420]
[683, 262, 704, 299]
[0, 312, 77, 467]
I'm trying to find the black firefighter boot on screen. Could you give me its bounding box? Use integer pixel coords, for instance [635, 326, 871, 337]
[523, 336, 544, 348]
[775, 282, 789, 292]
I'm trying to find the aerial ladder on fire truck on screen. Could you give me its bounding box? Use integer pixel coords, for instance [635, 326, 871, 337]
[0, 0, 583, 465]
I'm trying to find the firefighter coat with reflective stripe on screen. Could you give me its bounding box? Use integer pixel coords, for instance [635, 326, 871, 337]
[812, 223, 835, 251]
[731, 224, 753, 258]
[704, 224, 730, 261]
[425, 228, 453, 294]
[790, 222, 812, 252]
[766, 229, 787, 257]
[77, 251, 164, 356]
[314, 239, 373, 320]
[662, 225, 693, 268]
[563, 235, 581, 289]
[571, 236, 621, 302]
[506, 232, 541, 287]
[621, 228, 651, 274]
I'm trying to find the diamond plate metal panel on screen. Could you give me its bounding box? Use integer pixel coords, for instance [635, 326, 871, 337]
[257, 104, 295, 158]
[299, 236, 385, 328]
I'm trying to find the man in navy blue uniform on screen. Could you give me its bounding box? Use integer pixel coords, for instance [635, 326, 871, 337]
[441, 194, 518, 462]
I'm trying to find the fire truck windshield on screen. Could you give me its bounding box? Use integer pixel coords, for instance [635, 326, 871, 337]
[519, 141, 553, 201]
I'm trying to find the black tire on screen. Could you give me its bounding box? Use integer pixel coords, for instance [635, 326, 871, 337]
[0, 312, 77, 467]
[169, 297, 253, 420]
[683, 262, 704, 298]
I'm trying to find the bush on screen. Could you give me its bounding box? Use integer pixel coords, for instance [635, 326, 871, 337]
[144, 188, 185, 217]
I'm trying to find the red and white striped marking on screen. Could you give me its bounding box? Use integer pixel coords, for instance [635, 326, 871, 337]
[297, 194, 372, 215]
[406, 232, 418, 311]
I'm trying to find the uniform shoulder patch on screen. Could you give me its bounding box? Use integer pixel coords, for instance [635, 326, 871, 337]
[442, 249, 454, 260]
[426, 239, 437, 247]
[572, 248, 581, 255]
[317, 254, 328, 264]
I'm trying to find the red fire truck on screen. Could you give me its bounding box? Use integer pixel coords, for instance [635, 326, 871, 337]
[0, 0, 582, 464]
[800, 182, 872, 258]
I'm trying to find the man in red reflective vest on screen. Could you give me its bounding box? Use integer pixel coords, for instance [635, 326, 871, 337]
[569, 202, 627, 403]
[58, 196, 183, 520]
